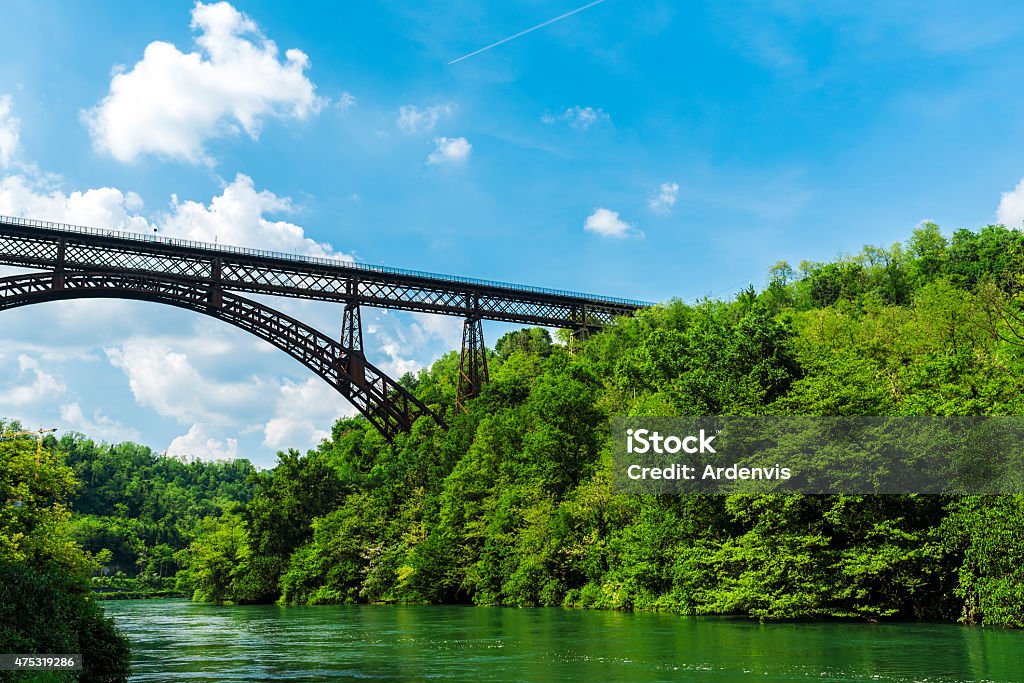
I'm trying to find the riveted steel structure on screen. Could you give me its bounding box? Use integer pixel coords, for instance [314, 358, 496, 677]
[456, 318, 488, 415]
[0, 216, 650, 437]
[341, 302, 364, 352]
[0, 270, 437, 440]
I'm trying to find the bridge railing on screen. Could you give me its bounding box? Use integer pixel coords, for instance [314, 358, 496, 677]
[0, 214, 651, 308]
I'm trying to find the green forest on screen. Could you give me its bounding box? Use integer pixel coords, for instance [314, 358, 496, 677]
[5, 221, 1024, 678]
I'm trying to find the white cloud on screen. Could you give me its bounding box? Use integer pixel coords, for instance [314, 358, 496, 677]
[0, 171, 152, 232]
[409, 312, 464, 351]
[648, 181, 679, 214]
[105, 338, 272, 426]
[542, 106, 610, 130]
[104, 332, 355, 455]
[584, 207, 640, 238]
[0, 95, 19, 168]
[337, 91, 357, 109]
[397, 103, 453, 134]
[0, 168, 346, 259]
[263, 377, 354, 450]
[427, 137, 472, 165]
[59, 402, 140, 443]
[2, 355, 67, 407]
[83, 1, 324, 164]
[167, 423, 239, 461]
[361, 310, 464, 379]
[997, 177, 1024, 228]
[158, 173, 352, 258]
[0, 344, 99, 365]
[378, 339, 423, 376]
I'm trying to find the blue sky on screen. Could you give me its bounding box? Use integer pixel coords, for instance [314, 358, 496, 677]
[2, 1, 1024, 466]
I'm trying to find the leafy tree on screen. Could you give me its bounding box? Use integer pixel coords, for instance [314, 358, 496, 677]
[0, 424, 131, 681]
[175, 512, 251, 604]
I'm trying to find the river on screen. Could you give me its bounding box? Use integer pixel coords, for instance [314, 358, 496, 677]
[103, 599, 1024, 682]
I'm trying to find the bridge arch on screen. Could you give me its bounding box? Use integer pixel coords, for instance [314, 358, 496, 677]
[0, 271, 442, 440]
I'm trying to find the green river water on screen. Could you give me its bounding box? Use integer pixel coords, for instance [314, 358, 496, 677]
[103, 599, 1024, 682]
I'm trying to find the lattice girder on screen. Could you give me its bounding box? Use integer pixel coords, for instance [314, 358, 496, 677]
[0, 220, 646, 330]
[0, 270, 442, 440]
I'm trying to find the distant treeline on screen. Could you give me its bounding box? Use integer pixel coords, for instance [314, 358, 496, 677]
[63, 439, 255, 581]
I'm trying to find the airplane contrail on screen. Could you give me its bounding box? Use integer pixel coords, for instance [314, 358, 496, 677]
[448, 0, 610, 65]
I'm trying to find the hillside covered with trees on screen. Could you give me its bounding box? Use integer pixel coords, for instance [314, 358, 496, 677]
[172, 222, 1024, 626]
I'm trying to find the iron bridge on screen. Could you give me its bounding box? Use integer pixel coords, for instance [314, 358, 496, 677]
[0, 215, 650, 439]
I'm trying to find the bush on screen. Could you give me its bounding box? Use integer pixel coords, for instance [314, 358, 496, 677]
[0, 559, 131, 682]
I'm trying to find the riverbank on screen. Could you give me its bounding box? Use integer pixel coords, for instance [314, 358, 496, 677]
[91, 575, 187, 600]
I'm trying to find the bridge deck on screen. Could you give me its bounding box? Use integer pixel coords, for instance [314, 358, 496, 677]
[0, 215, 650, 328]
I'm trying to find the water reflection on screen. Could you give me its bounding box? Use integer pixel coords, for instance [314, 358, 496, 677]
[104, 600, 1024, 682]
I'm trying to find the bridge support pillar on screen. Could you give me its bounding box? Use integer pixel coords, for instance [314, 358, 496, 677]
[568, 304, 591, 354]
[53, 238, 66, 291]
[569, 326, 591, 354]
[207, 258, 223, 310]
[457, 317, 488, 414]
[342, 301, 366, 387]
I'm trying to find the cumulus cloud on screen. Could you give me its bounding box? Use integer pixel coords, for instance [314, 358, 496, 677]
[2, 355, 67, 407]
[0, 171, 151, 231]
[361, 310, 465, 379]
[409, 312, 464, 351]
[104, 333, 355, 455]
[542, 106, 610, 130]
[83, 1, 324, 164]
[263, 377, 354, 450]
[0, 167, 347, 259]
[397, 103, 453, 133]
[59, 402, 140, 443]
[105, 338, 281, 427]
[103, 331, 356, 457]
[167, 423, 239, 461]
[427, 137, 472, 165]
[648, 181, 679, 214]
[0, 95, 19, 168]
[377, 339, 423, 377]
[159, 173, 351, 258]
[584, 207, 640, 238]
[997, 177, 1024, 228]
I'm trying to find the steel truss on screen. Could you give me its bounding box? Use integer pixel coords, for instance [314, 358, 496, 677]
[0, 219, 646, 329]
[0, 271, 442, 440]
[456, 318, 489, 414]
[0, 218, 650, 436]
